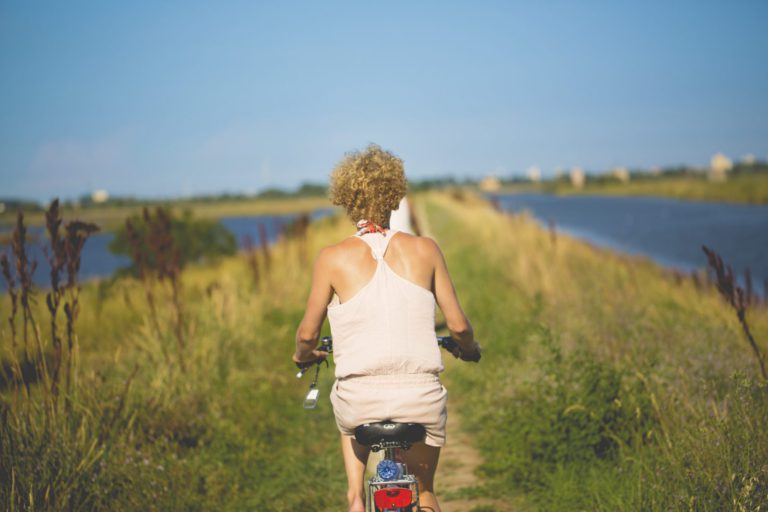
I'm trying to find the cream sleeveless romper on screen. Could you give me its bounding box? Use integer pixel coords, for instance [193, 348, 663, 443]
[327, 230, 448, 447]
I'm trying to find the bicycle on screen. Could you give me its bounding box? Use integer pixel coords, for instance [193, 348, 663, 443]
[296, 335, 464, 512]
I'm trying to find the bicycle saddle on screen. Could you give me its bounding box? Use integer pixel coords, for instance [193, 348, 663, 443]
[354, 421, 426, 449]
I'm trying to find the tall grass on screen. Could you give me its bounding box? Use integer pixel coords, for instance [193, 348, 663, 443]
[2, 192, 765, 510]
[1, 207, 350, 510]
[425, 192, 768, 510]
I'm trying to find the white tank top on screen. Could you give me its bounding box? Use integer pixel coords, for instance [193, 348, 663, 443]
[327, 231, 444, 379]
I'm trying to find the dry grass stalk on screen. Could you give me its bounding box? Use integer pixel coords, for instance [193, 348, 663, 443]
[12, 212, 39, 363]
[44, 200, 65, 405]
[10, 211, 50, 407]
[125, 218, 164, 356]
[702, 245, 766, 380]
[243, 234, 261, 287]
[258, 222, 271, 274]
[43, 200, 99, 411]
[61, 218, 98, 403]
[1, 252, 23, 395]
[144, 207, 186, 371]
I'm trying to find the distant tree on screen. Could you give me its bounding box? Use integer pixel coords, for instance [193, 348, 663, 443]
[295, 182, 327, 197]
[256, 188, 289, 199]
[108, 209, 237, 277]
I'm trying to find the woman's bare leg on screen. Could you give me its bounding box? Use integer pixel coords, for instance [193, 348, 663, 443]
[403, 442, 441, 512]
[340, 434, 370, 512]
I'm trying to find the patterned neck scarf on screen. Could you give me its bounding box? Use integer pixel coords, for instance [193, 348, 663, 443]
[356, 219, 388, 236]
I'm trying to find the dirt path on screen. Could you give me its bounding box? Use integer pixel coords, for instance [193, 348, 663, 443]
[413, 197, 518, 512]
[436, 395, 518, 512]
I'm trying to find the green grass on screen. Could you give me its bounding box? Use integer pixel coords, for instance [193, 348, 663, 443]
[1, 214, 350, 511]
[2, 192, 766, 510]
[425, 192, 768, 510]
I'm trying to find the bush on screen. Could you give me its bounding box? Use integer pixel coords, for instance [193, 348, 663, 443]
[109, 209, 236, 277]
[480, 337, 658, 491]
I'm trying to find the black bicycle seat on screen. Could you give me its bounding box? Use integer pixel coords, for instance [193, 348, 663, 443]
[354, 421, 426, 448]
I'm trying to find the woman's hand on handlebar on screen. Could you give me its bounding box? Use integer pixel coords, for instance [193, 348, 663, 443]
[292, 349, 328, 370]
[459, 341, 482, 362]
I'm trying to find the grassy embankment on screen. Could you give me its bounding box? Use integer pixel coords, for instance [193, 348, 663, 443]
[2, 192, 766, 510]
[1, 212, 349, 511]
[0, 196, 332, 232]
[499, 170, 768, 205]
[426, 191, 768, 510]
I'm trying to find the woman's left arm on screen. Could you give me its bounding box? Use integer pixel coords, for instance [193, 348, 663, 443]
[293, 248, 334, 365]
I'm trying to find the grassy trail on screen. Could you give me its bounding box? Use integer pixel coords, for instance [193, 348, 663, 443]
[413, 199, 518, 512]
[2, 192, 766, 510]
[419, 191, 767, 510]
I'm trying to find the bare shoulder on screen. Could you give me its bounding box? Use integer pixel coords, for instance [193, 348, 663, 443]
[392, 232, 442, 259]
[316, 237, 368, 267]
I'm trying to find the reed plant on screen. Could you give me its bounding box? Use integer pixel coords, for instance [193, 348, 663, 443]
[702, 245, 766, 380]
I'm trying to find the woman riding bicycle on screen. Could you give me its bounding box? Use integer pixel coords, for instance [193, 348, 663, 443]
[293, 144, 481, 512]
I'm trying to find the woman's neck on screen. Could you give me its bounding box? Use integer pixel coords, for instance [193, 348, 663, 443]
[356, 219, 389, 236]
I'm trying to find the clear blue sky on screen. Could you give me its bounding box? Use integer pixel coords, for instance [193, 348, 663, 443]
[2, 1, 767, 201]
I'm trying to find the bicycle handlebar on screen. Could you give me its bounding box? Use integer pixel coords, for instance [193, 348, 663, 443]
[297, 335, 478, 408]
[296, 335, 464, 378]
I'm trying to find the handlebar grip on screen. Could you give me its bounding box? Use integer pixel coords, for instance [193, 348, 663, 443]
[437, 336, 459, 352]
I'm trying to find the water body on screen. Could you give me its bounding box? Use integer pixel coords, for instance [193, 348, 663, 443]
[0, 208, 335, 288]
[493, 193, 768, 287]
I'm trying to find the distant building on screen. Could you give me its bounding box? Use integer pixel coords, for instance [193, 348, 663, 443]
[479, 175, 501, 192]
[741, 154, 756, 165]
[91, 189, 109, 203]
[709, 153, 732, 182]
[526, 166, 541, 183]
[649, 166, 662, 176]
[610, 167, 630, 183]
[570, 167, 585, 189]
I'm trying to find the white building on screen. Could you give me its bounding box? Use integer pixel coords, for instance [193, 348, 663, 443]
[709, 153, 733, 182]
[526, 166, 541, 183]
[91, 190, 109, 203]
[570, 167, 585, 189]
[610, 167, 630, 183]
[479, 175, 501, 192]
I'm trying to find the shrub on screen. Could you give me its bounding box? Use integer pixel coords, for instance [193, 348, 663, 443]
[108, 209, 236, 277]
[480, 337, 658, 491]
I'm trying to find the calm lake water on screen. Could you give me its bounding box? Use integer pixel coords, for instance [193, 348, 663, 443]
[0, 209, 334, 288]
[493, 193, 768, 288]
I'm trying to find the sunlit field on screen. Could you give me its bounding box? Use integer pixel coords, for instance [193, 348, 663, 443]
[1, 193, 766, 510]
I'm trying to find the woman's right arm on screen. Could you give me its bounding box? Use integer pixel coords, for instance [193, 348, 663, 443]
[429, 239, 481, 361]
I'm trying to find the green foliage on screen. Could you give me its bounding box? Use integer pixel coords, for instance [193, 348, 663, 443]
[108, 209, 236, 276]
[479, 336, 657, 490]
[635, 374, 768, 511]
[425, 192, 768, 510]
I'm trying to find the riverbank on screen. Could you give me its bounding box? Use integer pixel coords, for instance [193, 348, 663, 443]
[2, 192, 765, 510]
[426, 191, 767, 510]
[499, 169, 768, 205]
[0, 195, 333, 231]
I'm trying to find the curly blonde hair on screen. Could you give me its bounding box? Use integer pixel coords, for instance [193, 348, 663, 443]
[329, 144, 407, 226]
